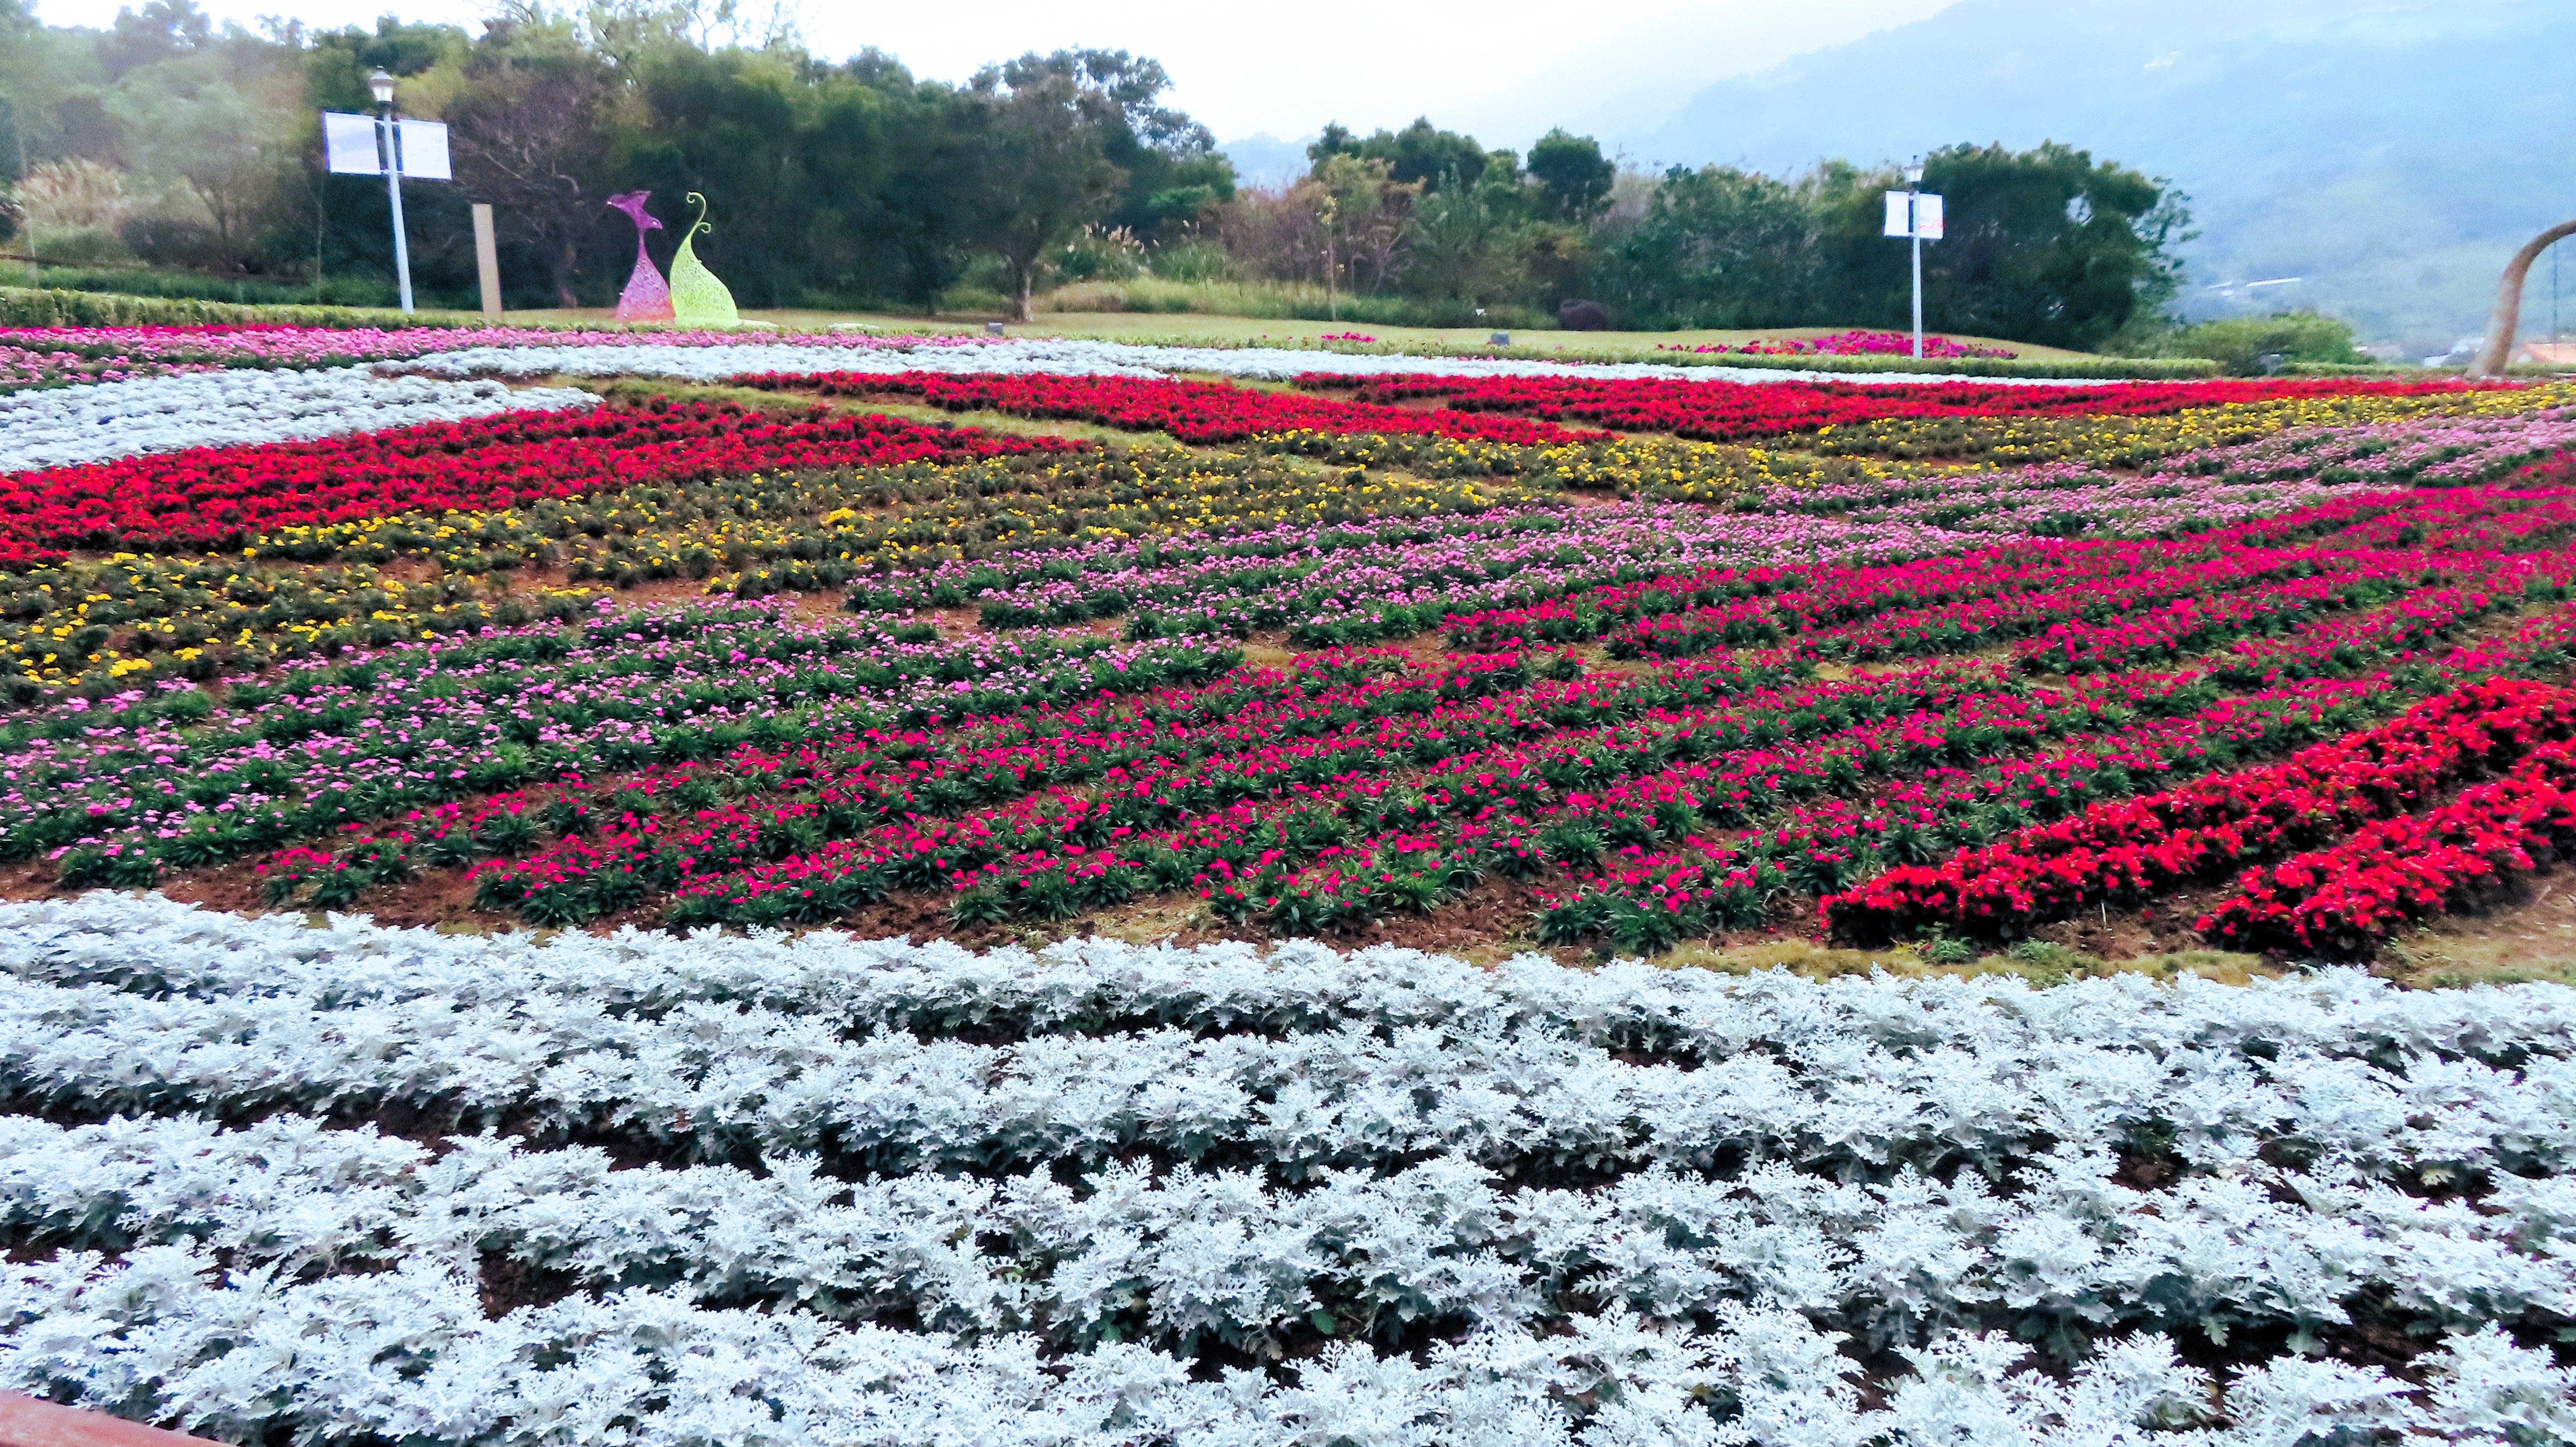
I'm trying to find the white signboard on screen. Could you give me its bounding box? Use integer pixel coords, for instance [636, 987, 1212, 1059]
[396, 119, 452, 180]
[322, 111, 383, 175]
[1883, 191, 1946, 240]
[321, 112, 452, 179]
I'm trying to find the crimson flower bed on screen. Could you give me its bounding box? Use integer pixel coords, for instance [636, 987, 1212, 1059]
[728, 370, 1616, 446]
[2199, 741, 2576, 955]
[0, 399, 1070, 558]
[1818, 677, 2576, 943]
[1294, 373, 2498, 442]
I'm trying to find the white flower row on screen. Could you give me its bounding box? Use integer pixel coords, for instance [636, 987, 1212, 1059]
[398, 337, 2118, 387]
[2, 1118, 2567, 1445]
[3, 1110, 2567, 1357]
[9, 895, 2567, 1066]
[5, 895, 2574, 1443]
[36, 1243, 2541, 1447]
[0, 367, 598, 472]
[12, 934, 2574, 1185]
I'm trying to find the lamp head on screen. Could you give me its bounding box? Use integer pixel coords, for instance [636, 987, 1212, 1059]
[1903, 157, 1925, 186]
[368, 69, 397, 107]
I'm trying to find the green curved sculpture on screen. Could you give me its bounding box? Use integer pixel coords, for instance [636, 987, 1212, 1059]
[669, 192, 741, 328]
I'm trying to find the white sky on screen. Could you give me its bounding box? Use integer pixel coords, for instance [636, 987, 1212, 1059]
[26, 0, 1957, 146]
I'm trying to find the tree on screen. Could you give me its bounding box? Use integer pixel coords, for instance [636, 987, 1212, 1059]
[966, 53, 1131, 320]
[443, 31, 615, 307]
[1310, 116, 1489, 192]
[104, 52, 299, 260]
[1527, 128, 1612, 224]
[1308, 153, 1416, 293]
[97, 0, 211, 81]
[1399, 178, 1526, 303]
[1599, 164, 1823, 328]
[1818, 141, 2190, 350]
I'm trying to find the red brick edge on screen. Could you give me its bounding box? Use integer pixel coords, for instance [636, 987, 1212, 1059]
[0, 1395, 224, 1447]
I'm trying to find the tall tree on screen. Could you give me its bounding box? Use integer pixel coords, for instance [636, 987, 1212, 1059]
[966, 52, 1130, 320]
[1526, 128, 1613, 224]
[1310, 116, 1489, 192]
[104, 51, 298, 259]
[1599, 163, 1826, 328]
[1818, 141, 2190, 349]
[443, 27, 614, 306]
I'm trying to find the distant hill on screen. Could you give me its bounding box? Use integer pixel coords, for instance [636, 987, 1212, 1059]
[1219, 134, 1314, 190]
[1626, 0, 2574, 352]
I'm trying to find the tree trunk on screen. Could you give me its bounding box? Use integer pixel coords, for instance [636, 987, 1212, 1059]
[554, 239, 580, 310]
[1014, 263, 1034, 322]
[2470, 218, 2576, 378]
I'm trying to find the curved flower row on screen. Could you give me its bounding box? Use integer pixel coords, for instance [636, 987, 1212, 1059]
[0, 366, 598, 473]
[0, 398, 1073, 560]
[1819, 677, 2576, 943]
[2200, 741, 2576, 955]
[733, 369, 1618, 447]
[1297, 371, 2499, 442]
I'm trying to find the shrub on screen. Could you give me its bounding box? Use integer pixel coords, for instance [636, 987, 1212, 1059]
[2168, 313, 2365, 376]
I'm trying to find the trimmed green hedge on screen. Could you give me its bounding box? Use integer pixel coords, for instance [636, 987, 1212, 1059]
[0, 287, 498, 330]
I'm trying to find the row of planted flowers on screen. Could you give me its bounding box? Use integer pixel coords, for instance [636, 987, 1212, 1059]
[226, 479, 2576, 947]
[40, 381, 2548, 694]
[2, 894, 2571, 1445]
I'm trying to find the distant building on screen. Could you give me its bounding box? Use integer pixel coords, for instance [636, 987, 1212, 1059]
[2520, 341, 2576, 366]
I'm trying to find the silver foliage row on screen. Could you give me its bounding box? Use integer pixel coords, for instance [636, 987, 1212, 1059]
[1, 894, 2572, 1446]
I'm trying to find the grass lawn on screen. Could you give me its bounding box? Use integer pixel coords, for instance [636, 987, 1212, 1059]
[493, 304, 2097, 361]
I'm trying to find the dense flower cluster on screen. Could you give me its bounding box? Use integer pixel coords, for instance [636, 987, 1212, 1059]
[1822, 678, 2576, 943]
[1, 896, 2572, 1444]
[0, 366, 598, 472]
[3, 332, 2576, 960]
[736, 369, 1618, 446]
[0, 398, 1073, 561]
[0, 322, 991, 387]
[1301, 371, 2503, 442]
[19, 327, 2576, 1447]
[1658, 329, 2017, 358]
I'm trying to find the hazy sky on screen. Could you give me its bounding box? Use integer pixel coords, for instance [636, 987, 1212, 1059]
[27, 0, 1960, 146]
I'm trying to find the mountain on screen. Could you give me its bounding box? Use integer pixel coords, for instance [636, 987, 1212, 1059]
[1219, 134, 1315, 190]
[1624, 0, 2576, 351]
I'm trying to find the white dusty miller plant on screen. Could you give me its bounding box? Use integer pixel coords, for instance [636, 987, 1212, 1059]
[0, 893, 2571, 1445]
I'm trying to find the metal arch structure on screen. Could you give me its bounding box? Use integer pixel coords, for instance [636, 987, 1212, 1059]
[2470, 217, 2576, 378]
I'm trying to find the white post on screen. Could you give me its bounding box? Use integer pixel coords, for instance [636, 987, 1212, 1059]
[381, 111, 413, 314]
[472, 203, 501, 317]
[1909, 188, 1923, 362]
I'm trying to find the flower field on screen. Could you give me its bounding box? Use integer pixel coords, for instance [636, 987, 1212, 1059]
[4, 323, 2576, 1440]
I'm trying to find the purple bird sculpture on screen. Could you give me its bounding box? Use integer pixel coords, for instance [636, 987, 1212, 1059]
[607, 191, 674, 323]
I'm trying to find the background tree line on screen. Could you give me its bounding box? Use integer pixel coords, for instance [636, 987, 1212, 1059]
[0, 0, 2191, 348]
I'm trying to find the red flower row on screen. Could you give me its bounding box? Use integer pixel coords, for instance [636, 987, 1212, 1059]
[1818, 677, 2576, 941]
[1291, 373, 2494, 443]
[1, 398, 1072, 556]
[728, 371, 1615, 447]
[2199, 743, 2576, 955]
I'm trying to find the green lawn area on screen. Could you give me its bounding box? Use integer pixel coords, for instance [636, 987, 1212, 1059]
[497, 304, 2096, 361]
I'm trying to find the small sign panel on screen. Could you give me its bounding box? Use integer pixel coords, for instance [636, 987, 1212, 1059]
[396, 119, 452, 181]
[1882, 190, 1946, 239]
[322, 111, 383, 175]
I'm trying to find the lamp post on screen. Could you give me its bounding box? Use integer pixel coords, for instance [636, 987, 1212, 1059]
[369, 69, 414, 314]
[1904, 156, 1925, 361]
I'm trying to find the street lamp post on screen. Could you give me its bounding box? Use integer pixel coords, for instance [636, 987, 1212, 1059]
[369, 69, 414, 314]
[1904, 157, 1925, 361]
